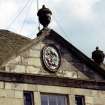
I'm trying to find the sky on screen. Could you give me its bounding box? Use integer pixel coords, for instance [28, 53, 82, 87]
[0, 0, 105, 58]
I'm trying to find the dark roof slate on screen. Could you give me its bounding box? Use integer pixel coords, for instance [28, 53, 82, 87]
[0, 29, 31, 65]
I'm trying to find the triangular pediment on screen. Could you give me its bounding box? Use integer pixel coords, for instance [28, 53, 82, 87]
[2, 29, 105, 80]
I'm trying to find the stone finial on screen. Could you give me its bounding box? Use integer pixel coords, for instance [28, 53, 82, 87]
[37, 5, 52, 28]
[92, 47, 105, 64]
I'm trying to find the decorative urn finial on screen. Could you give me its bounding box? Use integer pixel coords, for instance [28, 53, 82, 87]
[92, 46, 105, 64]
[37, 5, 52, 28]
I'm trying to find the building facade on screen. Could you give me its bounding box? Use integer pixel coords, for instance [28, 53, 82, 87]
[0, 29, 105, 105]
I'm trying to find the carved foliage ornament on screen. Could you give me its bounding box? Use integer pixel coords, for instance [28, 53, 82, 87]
[41, 45, 61, 72]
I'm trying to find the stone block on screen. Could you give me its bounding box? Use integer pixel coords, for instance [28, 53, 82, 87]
[70, 88, 92, 96]
[29, 49, 40, 58]
[0, 98, 23, 105]
[27, 84, 38, 91]
[63, 71, 78, 78]
[7, 64, 16, 72]
[7, 64, 26, 73]
[14, 91, 23, 99]
[31, 43, 41, 50]
[77, 71, 88, 79]
[85, 96, 94, 104]
[86, 104, 92, 105]
[26, 66, 40, 74]
[34, 92, 41, 105]
[5, 83, 27, 90]
[68, 95, 76, 105]
[5, 83, 14, 90]
[13, 83, 37, 91]
[14, 83, 27, 90]
[28, 58, 41, 67]
[5, 90, 15, 98]
[37, 85, 70, 94]
[5, 82, 37, 91]
[7, 56, 21, 64]
[0, 89, 6, 97]
[93, 97, 104, 104]
[20, 56, 28, 65]
[12, 99, 23, 105]
[0, 89, 14, 98]
[0, 82, 4, 89]
[14, 65, 26, 73]
[98, 91, 105, 98]
[21, 51, 29, 58]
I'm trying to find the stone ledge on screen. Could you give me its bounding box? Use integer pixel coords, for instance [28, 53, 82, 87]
[0, 72, 104, 90]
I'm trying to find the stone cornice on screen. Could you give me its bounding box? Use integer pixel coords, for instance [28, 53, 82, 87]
[0, 71, 105, 90]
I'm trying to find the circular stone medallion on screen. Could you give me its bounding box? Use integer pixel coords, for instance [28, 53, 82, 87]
[41, 45, 61, 72]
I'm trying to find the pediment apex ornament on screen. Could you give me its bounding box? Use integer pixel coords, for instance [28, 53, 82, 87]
[37, 5, 52, 28]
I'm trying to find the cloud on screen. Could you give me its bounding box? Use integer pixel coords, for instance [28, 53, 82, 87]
[71, 0, 93, 20]
[0, 0, 38, 38]
[0, 0, 105, 57]
[0, 0, 17, 28]
[46, 0, 105, 57]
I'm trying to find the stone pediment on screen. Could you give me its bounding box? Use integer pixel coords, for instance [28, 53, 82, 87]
[1, 29, 105, 80]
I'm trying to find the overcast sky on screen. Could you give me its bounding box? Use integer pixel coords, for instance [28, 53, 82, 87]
[0, 0, 105, 58]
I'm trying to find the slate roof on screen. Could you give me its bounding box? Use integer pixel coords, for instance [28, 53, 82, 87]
[0, 29, 31, 65]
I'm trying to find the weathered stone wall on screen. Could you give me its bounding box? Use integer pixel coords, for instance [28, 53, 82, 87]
[0, 81, 105, 105]
[2, 37, 103, 80]
[0, 82, 23, 105]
